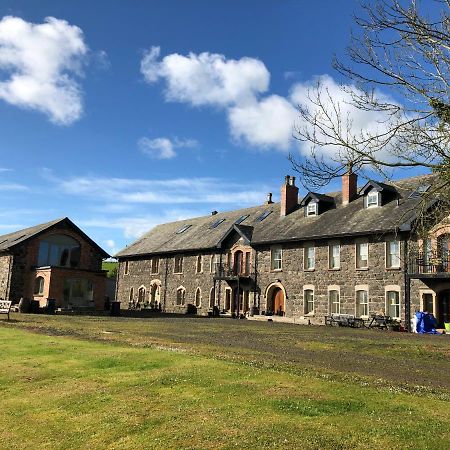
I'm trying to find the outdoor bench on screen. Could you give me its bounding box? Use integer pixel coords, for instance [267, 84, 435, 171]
[0, 300, 12, 320]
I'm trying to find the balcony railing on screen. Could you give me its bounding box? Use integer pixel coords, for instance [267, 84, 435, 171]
[213, 262, 252, 280]
[408, 251, 450, 275]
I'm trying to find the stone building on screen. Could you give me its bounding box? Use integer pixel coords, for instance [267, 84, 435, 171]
[115, 171, 450, 328]
[0, 217, 109, 309]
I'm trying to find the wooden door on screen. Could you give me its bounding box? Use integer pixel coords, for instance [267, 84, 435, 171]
[273, 288, 285, 316]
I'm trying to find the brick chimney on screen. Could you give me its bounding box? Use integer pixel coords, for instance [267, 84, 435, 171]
[280, 175, 299, 216]
[342, 164, 358, 205]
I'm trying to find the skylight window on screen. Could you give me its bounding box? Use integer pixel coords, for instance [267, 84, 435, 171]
[409, 184, 431, 199]
[235, 215, 249, 225]
[12, 234, 26, 241]
[176, 225, 191, 234]
[210, 218, 225, 229]
[256, 211, 272, 222]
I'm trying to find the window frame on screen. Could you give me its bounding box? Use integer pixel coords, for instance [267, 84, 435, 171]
[386, 239, 401, 269]
[328, 243, 340, 270]
[355, 241, 369, 269]
[196, 255, 203, 273]
[355, 289, 369, 318]
[151, 257, 159, 274]
[195, 287, 202, 308]
[366, 190, 379, 208]
[124, 260, 130, 275]
[304, 244, 315, 271]
[176, 287, 186, 306]
[306, 201, 317, 217]
[270, 246, 282, 271]
[34, 276, 45, 296]
[304, 288, 315, 315]
[386, 289, 401, 319]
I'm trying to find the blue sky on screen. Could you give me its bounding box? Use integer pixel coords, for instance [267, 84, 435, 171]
[0, 1, 427, 256]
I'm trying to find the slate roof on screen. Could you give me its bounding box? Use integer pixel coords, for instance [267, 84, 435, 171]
[0, 217, 109, 258]
[116, 173, 438, 258]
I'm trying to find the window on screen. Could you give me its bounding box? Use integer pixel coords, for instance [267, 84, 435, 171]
[63, 279, 93, 307]
[34, 276, 44, 295]
[210, 254, 221, 274]
[210, 218, 225, 229]
[195, 288, 202, 308]
[329, 290, 340, 314]
[367, 190, 379, 208]
[271, 247, 282, 271]
[356, 242, 369, 269]
[306, 202, 317, 216]
[176, 225, 191, 234]
[422, 293, 434, 314]
[138, 286, 146, 305]
[235, 215, 249, 225]
[304, 245, 315, 270]
[129, 287, 134, 303]
[423, 238, 432, 267]
[176, 287, 186, 306]
[304, 289, 314, 314]
[256, 211, 272, 222]
[245, 251, 251, 275]
[386, 291, 400, 319]
[174, 256, 183, 273]
[386, 240, 401, 268]
[151, 258, 159, 274]
[329, 244, 340, 269]
[196, 255, 203, 273]
[356, 290, 369, 317]
[124, 260, 129, 275]
[37, 234, 80, 268]
[224, 289, 231, 310]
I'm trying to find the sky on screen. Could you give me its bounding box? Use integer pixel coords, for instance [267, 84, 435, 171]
[0, 0, 429, 257]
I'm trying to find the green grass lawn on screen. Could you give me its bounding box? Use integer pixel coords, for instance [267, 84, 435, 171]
[0, 315, 449, 449]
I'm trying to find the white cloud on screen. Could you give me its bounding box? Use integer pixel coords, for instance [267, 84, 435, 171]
[138, 136, 198, 159]
[0, 182, 29, 191]
[0, 16, 88, 124]
[141, 46, 270, 107]
[228, 95, 297, 150]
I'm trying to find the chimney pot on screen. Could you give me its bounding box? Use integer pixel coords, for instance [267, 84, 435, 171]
[266, 193, 273, 204]
[211, 210, 218, 215]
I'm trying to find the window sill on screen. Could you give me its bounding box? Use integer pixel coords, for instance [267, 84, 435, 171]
[271, 269, 282, 273]
[173, 272, 183, 275]
[304, 268, 315, 272]
[356, 267, 369, 271]
[386, 267, 401, 271]
[328, 267, 340, 271]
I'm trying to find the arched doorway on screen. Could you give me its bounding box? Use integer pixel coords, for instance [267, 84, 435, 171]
[266, 283, 286, 316]
[437, 290, 450, 327]
[138, 286, 146, 307]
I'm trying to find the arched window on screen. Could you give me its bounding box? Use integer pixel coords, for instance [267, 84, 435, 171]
[34, 276, 44, 295]
[176, 287, 186, 306]
[195, 287, 202, 308]
[37, 234, 81, 268]
[138, 286, 146, 305]
[129, 287, 134, 303]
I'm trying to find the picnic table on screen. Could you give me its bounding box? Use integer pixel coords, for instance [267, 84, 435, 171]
[325, 314, 367, 328]
[368, 314, 393, 329]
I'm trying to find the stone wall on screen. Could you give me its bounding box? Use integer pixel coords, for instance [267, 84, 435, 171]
[116, 232, 417, 324]
[0, 253, 12, 300]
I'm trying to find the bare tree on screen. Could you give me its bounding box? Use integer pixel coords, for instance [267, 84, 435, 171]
[290, 0, 449, 193]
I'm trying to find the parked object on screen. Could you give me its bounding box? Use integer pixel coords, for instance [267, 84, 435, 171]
[18, 297, 30, 313]
[445, 323, 450, 333]
[415, 311, 439, 334]
[0, 300, 12, 320]
[29, 300, 40, 314]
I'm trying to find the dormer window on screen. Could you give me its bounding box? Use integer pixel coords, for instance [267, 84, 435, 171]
[306, 202, 317, 216]
[367, 190, 379, 208]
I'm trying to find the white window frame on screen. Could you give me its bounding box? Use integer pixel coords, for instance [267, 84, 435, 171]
[306, 202, 317, 216]
[367, 190, 379, 208]
[385, 286, 401, 319]
[386, 239, 401, 269]
[356, 241, 369, 269]
[328, 286, 340, 314]
[328, 243, 340, 269]
[303, 285, 315, 315]
[304, 244, 315, 270]
[124, 260, 130, 275]
[355, 287, 369, 318]
[271, 246, 282, 271]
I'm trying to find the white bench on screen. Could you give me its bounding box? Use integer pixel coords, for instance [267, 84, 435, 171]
[0, 300, 12, 320]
